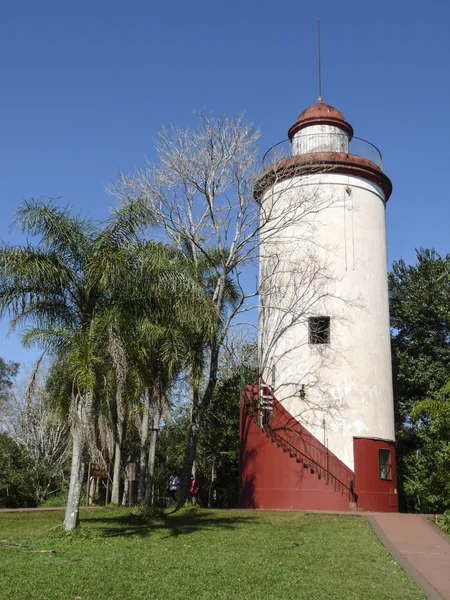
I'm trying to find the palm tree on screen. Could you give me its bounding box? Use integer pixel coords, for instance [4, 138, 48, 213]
[0, 199, 154, 531]
[0, 198, 217, 525]
[92, 236, 216, 508]
[133, 324, 184, 505]
[107, 328, 128, 505]
[126, 243, 216, 505]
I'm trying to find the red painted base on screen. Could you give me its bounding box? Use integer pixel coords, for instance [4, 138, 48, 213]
[239, 390, 398, 513]
[353, 438, 398, 512]
[239, 401, 351, 511]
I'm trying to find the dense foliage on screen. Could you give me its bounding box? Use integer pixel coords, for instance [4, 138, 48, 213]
[390, 249, 450, 513]
[0, 433, 36, 507]
[437, 510, 450, 534]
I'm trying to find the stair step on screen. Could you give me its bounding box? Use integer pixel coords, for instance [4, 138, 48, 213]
[245, 398, 353, 503]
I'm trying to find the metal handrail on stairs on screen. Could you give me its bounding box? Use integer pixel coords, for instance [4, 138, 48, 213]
[243, 386, 355, 500]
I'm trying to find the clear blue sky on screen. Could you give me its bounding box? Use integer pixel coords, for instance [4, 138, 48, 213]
[1, 0, 449, 366]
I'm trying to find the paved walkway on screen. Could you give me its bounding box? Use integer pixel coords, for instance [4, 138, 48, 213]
[368, 514, 450, 600]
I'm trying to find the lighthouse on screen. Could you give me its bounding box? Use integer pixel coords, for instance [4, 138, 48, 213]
[239, 99, 398, 512]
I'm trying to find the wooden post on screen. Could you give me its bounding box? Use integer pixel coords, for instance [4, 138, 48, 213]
[85, 462, 91, 507]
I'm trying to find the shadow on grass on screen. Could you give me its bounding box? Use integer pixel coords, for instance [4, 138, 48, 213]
[84, 508, 258, 539]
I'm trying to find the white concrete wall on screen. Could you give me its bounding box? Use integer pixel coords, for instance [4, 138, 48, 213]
[258, 171, 395, 470]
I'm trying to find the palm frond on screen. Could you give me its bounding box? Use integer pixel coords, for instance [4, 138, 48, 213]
[102, 198, 156, 248]
[21, 326, 73, 352]
[411, 397, 450, 419]
[0, 247, 76, 304]
[13, 198, 95, 267]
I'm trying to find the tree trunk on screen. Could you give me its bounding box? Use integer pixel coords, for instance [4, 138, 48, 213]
[111, 420, 124, 505]
[179, 340, 221, 506]
[88, 477, 94, 506]
[122, 475, 129, 506]
[64, 394, 91, 532]
[121, 457, 131, 506]
[208, 461, 216, 508]
[108, 332, 127, 506]
[144, 408, 161, 505]
[64, 427, 84, 531]
[179, 389, 204, 506]
[137, 390, 150, 502]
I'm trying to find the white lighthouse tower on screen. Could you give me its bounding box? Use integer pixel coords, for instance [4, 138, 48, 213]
[239, 99, 398, 512]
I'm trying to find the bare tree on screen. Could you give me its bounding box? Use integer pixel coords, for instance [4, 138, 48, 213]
[219, 328, 258, 382]
[110, 112, 345, 503]
[2, 361, 69, 504]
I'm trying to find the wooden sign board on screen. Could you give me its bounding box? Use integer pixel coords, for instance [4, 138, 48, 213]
[90, 463, 109, 478]
[128, 463, 136, 482]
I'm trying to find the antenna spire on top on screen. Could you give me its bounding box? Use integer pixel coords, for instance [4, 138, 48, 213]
[318, 17, 323, 102]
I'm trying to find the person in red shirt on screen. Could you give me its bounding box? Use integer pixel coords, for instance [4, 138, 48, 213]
[190, 475, 199, 505]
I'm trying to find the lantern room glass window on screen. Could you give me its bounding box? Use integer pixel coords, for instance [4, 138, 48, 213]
[379, 449, 392, 480]
[308, 317, 330, 344]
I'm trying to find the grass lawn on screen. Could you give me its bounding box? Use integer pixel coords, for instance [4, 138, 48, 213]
[0, 507, 425, 600]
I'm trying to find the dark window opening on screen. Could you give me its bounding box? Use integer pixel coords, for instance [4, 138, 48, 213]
[379, 449, 392, 480]
[309, 316, 330, 344]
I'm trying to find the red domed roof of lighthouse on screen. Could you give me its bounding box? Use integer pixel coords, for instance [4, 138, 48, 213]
[288, 99, 354, 140]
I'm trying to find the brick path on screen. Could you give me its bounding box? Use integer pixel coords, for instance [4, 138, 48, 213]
[369, 513, 450, 600]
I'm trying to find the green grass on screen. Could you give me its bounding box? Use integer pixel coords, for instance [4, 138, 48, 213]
[0, 507, 425, 600]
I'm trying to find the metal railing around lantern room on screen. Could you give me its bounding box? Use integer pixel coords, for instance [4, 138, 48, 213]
[262, 134, 383, 171]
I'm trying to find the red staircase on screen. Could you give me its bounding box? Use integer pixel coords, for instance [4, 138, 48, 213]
[239, 384, 356, 511]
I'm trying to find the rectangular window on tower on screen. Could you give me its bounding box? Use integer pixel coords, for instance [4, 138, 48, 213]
[308, 317, 330, 345]
[379, 449, 392, 480]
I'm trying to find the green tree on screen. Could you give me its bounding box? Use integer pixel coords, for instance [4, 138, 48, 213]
[0, 357, 19, 406]
[403, 416, 450, 513]
[0, 433, 36, 508]
[152, 342, 257, 509]
[119, 240, 215, 505]
[153, 404, 190, 503]
[403, 382, 450, 513]
[0, 199, 155, 530]
[196, 341, 257, 507]
[389, 248, 450, 511]
[131, 323, 182, 505]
